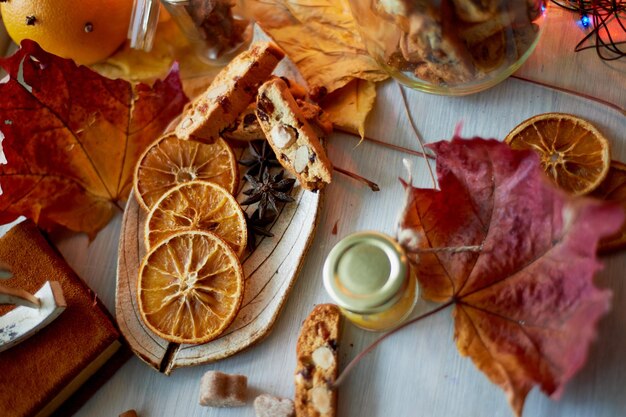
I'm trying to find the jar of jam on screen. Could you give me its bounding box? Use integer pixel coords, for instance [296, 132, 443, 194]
[323, 231, 418, 331]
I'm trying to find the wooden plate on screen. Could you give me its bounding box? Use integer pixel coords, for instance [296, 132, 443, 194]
[116, 178, 322, 373]
[114, 37, 324, 373]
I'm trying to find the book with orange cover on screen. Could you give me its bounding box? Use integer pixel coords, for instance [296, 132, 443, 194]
[0, 220, 121, 417]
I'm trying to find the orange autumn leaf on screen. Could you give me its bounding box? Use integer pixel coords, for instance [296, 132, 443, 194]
[397, 138, 623, 416]
[0, 40, 188, 238]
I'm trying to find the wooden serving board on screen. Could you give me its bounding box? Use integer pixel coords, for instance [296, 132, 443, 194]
[114, 33, 323, 373]
[116, 181, 321, 373]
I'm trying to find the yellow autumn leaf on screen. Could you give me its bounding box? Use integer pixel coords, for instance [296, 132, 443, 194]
[284, 0, 358, 46]
[321, 79, 377, 139]
[272, 26, 386, 94]
[92, 18, 221, 98]
[248, 0, 388, 95]
[248, 0, 387, 136]
[245, 1, 296, 29]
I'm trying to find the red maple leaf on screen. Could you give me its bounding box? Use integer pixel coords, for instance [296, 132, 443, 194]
[0, 40, 188, 238]
[397, 137, 623, 416]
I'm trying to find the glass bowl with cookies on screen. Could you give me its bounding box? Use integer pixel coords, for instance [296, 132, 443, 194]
[348, 0, 547, 95]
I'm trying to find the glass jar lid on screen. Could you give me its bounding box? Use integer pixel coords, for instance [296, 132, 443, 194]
[323, 231, 408, 314]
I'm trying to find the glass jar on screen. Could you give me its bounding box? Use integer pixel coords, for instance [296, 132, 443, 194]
[323, 231, 418, 332]
[128, 0, 161, 52]
[162, 0, 252, 65]
[129, 0, 252, 65]
[347, 0, 547, 95]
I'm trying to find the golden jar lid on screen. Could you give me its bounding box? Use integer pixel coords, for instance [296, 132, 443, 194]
[323, 231, 408, 314]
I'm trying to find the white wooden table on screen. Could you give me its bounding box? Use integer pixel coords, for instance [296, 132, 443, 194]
[4, 6, 626, 417]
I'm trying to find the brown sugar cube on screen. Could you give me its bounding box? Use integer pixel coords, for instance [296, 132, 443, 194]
[199, 371, 247, 407]
[119, 410, 138, 417]
[254, 394, 295, 417]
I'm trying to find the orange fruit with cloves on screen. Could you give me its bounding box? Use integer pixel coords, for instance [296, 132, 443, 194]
[1, 0, 133, 65]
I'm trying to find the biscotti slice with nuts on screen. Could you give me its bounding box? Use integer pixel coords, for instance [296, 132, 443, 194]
[256, 78, 332, 191]
[294, 304, 341, 417]
[222, 103, 264, 142]
[296, 100, 333, 137]
[452, 0, 499, 22]
[176, 42, 284, 143]
[222, 77, 317, 142]
[223, 99, 333, 143]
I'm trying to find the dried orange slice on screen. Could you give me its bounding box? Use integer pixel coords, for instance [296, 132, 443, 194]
[138, 230, 244, 344]
[591, 160, 626, 252]
[134, 134, 238, 211]
[504, 113, 610, 196]
[145, 180, 247, 256]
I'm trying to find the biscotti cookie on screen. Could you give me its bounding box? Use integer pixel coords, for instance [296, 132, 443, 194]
[222, 77, 317, 142]
[256, 78, 333, 191]
[294, 304, 341, 417]
[465, 30, 505, 72]
[222, 104, 264, 141]
[224, 99, 333, 142]
[452, 0, 499, 23]
[277, 76, 308, 100]
[399, 9, 475, 85]
[176, 42, 284, 143]
[296, 100, 333, 137]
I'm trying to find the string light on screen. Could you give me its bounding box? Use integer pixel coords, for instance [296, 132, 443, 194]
[551, 0, 626, 60]
[580, 14, 591, 28]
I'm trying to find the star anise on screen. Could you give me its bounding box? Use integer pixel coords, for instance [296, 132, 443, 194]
[238, 140, 280, 178]
[245, 209, 276, 251]
[241, 170, 295, 218]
